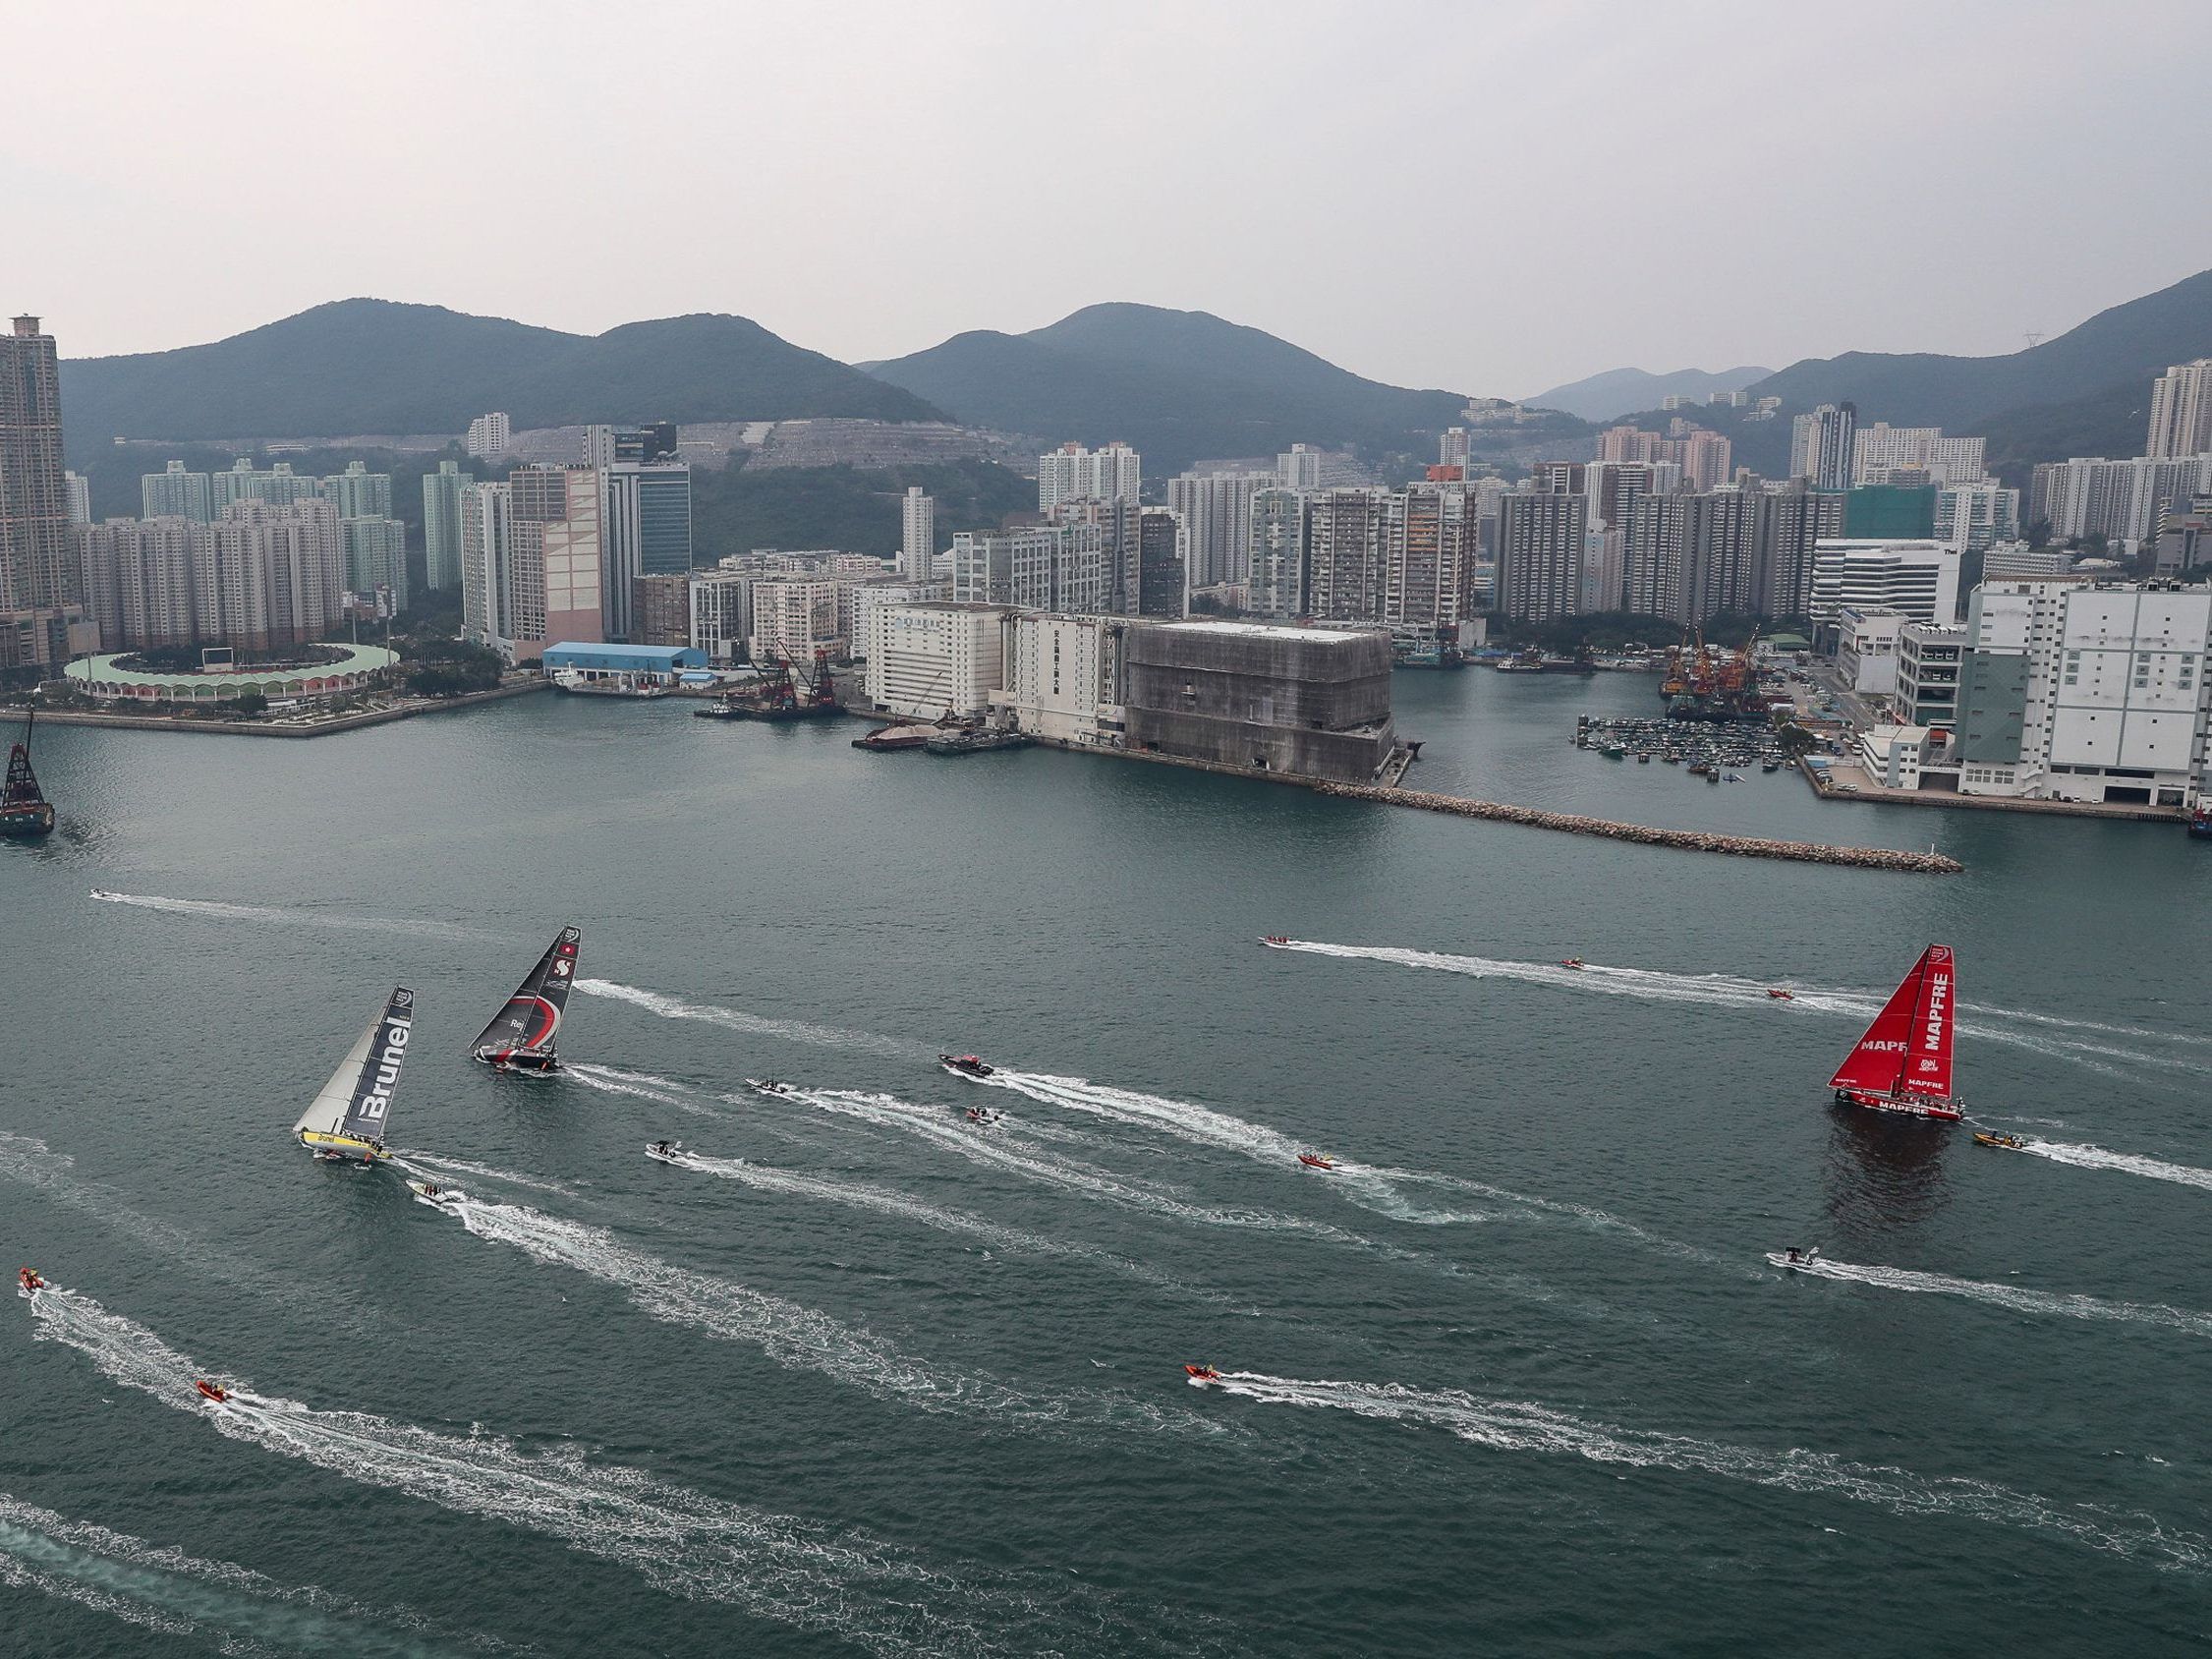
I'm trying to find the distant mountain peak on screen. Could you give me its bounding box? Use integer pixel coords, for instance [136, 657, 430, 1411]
[1525, 365, 1773, 423]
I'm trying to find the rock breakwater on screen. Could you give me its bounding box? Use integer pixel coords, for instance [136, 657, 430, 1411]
[1316, 783, 1962, 873]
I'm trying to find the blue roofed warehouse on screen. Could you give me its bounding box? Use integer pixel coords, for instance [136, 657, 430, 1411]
[542, 642, 707, 689]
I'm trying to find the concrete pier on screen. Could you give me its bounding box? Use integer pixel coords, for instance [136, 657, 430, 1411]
[1317, 782, 1963, 873]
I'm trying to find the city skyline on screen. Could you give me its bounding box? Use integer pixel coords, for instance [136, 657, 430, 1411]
[8, 1, 2209, 397]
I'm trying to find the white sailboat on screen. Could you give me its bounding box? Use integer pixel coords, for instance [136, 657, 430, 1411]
[294, 987, 416, 1161]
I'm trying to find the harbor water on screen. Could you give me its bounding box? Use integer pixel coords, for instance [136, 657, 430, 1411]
[3, 668, 2209, 1655]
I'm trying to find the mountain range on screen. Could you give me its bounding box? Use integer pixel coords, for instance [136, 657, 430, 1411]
[862, 304, 1477, 473]
[1524, 365, 1772, 423]
[57, 300, 940, 452]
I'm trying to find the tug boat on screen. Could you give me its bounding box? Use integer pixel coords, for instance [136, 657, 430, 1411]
[194, 1380, 230, 1404]
[1972, 1132, 2026, 1151]
[1829, 944, 1962, 1121]
[940, 1054, 995, 1079]
[1297, 1153, 1335, 1171]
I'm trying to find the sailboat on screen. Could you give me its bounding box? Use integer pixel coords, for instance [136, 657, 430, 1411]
[471, 927, 581, 1074]
[1829, 944, 1960, 1121]
[1, 705, 56, 839]
[293, 987, 416, 1160]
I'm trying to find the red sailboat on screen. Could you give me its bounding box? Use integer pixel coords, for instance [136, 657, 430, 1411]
[1830, 944, 1960, 1121]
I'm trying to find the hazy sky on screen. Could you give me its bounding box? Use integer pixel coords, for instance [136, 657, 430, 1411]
[10, 0, 2208, 398]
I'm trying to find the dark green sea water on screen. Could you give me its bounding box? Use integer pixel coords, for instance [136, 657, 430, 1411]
[4, 669, 2210, 1655]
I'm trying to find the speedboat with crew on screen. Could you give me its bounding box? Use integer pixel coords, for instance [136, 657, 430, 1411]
[1560, 957, 1586, 970]
[405, 1178, 466, 1211]
[940, 1054, 995, 1079]
[1297, 1152, 1336, 1171]
[194, 1379, 230, 1404]
[1827, 944, 1962, 1121]
[746, 1078, 799, 1097]
[1184, 1364, 1221, 1382]
[17, 1267, 43, 1295]
[1972, 1132, 2026, 1151]
[1767, 988, 1794, 1001]
[472, 927, 581, 1075]
[965, 1107, 1001, 1125]
[1766, 1246, 1821, 1272]
[647, 1140, 687, 1163]
[1259, 936, 1292, 947]
[293, 987, 416, 1163]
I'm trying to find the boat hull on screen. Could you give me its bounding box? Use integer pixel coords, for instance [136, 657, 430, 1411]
[299, 1129, 382, 1160]
[478, 1048, 561, 1076]
[0, 803, 55, 838]
[1833, 1089, 1962, 1122]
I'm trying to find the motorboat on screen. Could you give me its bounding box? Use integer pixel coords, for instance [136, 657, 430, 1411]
[746, 1078, 799, 1097]
[1297, 1153, 1335, 1171]
[1766, 1247, 1821, 1272]
[17, 1267, 42, 1294]
[1767, 989, 1794, 1001]
[647, 1140, 687, 1162]
[965, 1107, 1001, 1125]
[406, 1178, 466, 1209]
[1972, 1132, 2026, 1151]
[940, 1054, 995, 1079]
[194, 1379, 230, 1404]
[1184, 1364, 1221, 1381]
[1560, 958, 1586, 970]
[1259, 935, 1292, 947]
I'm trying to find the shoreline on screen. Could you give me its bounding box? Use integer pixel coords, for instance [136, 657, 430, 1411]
[6, 678, 548, 738]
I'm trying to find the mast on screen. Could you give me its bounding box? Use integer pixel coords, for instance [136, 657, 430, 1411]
[471, 927, 582, 1058]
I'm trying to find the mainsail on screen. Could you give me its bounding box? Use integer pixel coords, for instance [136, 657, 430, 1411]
[293, 987, 416, 1153]
[471, 928, 581, 1058]
[1830, 944, 1955, 1100]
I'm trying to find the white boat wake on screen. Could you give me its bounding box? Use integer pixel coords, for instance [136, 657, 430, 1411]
[2012, 1138, 2212, 1193]
[85, 890, 482, 942]
[980, 1071, 1719, 1261]
[573, 980, 916, 1058]
[768, 1086, 1347, 1239]
[20, 1287, 1175, 1656]
[1770, 1254, 2212, 1337]
[1185, 1369, 2210, 1573]
[0, 1491, 491, 1657]
[387, 1151, 578, 1197]
[1269, 941, 2210, 1076]
[659, 1147, 1219, 1301]
[565, 1061, 721, 1114]
[409, 1187, 1213, 1437]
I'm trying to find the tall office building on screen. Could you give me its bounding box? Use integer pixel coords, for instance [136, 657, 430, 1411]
[1807, 539, 1960, 626]
[2145, 360, 2212, 460]
[465, 412, 511, 461]
[1167, 470, 1275, 589]
[459, 480, 514, 658]
[1497, 493, 1587, 622]
[1037, 441, 1140, 510]
[1245, 488, 1306, 619]
[900, 486, 936, 579]
[0, 315, 87, 671]
[1789, 403, 1857, 488]
[142, 460, 213, 524]
[1137, 507, 1187, 618]
[601, 459, 692, 639]
[422, 460, 467, 592]
[507, 466, 604, 659]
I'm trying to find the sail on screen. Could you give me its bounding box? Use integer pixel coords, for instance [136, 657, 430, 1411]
[292, 988, 414, 1145]
[471, 928, 581, 1056]
[1828, 947, 1932, 1096]
[1899, 944, 1956, 1099]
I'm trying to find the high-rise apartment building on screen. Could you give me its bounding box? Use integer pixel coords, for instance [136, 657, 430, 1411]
[1304, 487, 1388, 621]
[460, 481, 514, 658]
[2029, 454, 2212, 548]
[210, 459, 320, 511]
[79, 516, 201, 650]
[142, 461, 213, 524]
[465, 412, 511, 462]
[0, 315, 87, 671]
[320, 460, 393, 521]
[1167, 471, 1273, 589]
[2145, 360, 2212, 460]
[1496, 493, 1587, 622]
[1382, 485, 1475, 629]
[342, 516, 409, 612]
[1933, 479, 2021, 556]
[1137, 507, 1187, 618]
[1789, 403, 1857, 488]
[1277, 444, 1326, 490]
[422, 461, 468, 592]
[951, 525, 1109, 613]
[1677, 429, 1732, 492]
[900, 486, 935, 579]
[1850, 424, 1988, 486]
[748, 577, 843, 665]
[1245, 488, 1305, 619]
[1597, 426, 1664, 465]
[64, 471, 89, 527]
[1438, 429, 1474, 474]
[1037, 441, 1140, 511]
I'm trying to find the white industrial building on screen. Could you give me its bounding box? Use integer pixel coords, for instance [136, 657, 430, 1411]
[992, 612, 1123, 744]
[1809, 539, 1959, 627]
[1948, 581, 2211, 806]
[865, 601, 1007, 719]
[1835, 606, 1906, 695]
[851, 577, 950, 661]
